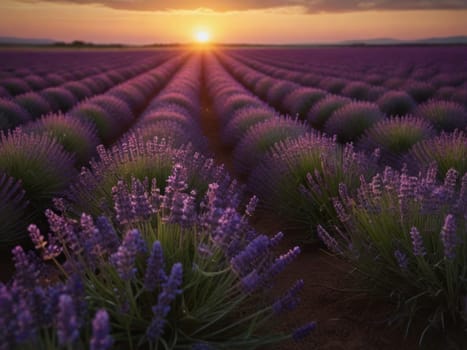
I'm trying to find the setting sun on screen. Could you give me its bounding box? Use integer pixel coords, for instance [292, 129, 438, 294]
[195, 30, 210, 43]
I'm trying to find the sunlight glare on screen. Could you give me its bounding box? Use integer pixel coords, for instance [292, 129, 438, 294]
[195, 30, 210, 43]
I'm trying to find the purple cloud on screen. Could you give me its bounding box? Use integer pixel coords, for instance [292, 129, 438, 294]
[16, 0, 467, 12]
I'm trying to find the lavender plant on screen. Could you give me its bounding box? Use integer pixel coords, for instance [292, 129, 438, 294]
[0, 98, 31, 130]
[248, 133, 378, 235]
[40, 87, 78, 113]
[415, 100, 467, 132]
[0, 129, 75, 227]
[232, 117, 309, 177]
[359, 116, 435, 167]
[0, 173, 30, 245]
[1, 166, 314, 349]
[1, 78, 31, 96]
[67, 135, 235, 218]
[307, 94, 351, 130]
[324, 102, 385, 143]
[62, 81, 94, 100]
[316, 166, 466, 339]
[407, 130, 466, 176]
[69, 102, 118, 143]
[222, 106, 276, 147]
[23, 113, 100, 165]
[403, 81, 435, 103]
[376, 91, 416, 116]
[280, 87, 327, 119]
[15, 92, 52, 119]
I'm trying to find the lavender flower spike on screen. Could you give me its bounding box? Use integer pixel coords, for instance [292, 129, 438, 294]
[57, 294, 80, 346]
[273, 279, 304, 314]
[409, 227, 426, 257]
[394, 249, 409, 270]
[110, 229, 147, 281]
[146, 263, 183, 341]
[245, 195, 259, 216]
[293, 321, 317, 341]
[144, 241, 167, 292]
[317, 225, 341, 254]
[440, 214, 457, 260]
[90, 309, 113, 350]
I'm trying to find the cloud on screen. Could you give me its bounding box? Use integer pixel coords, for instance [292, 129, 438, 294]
[17, 0, 467, 12]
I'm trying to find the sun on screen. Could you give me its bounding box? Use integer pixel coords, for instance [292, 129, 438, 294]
[195, 31, 210, 43]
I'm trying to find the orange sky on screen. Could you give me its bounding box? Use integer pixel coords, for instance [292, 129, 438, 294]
[0, 0, 466, 44]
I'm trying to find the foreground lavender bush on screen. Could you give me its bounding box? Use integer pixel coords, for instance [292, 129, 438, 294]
[407, 130, 466, 176]
[1, 166, 313, 349]
[67, 135, 234, 218]
[317, 167, 466, 339]
[249, 133, 378, 235]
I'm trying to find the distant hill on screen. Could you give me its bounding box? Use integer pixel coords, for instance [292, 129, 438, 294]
[1, 35, 467, 47]
[339, 36, 467, 46]
[0, 36, 55, 45]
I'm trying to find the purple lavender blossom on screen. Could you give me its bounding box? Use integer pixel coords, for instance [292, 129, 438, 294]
[144, 241, 168, 292]
[231, 235, 270, 277]
[245, 195, 259, 217]
[95, 216, 120, 254]
[394, 249, 409, 270]
[14, 297, 35, 344]
[110, 229, 146, 280]
[28, 224, 46, 250]
[130, 177, 153, 220]
[409, 227, 426, 257]
[440, 214, 457, 260]
[11, 246, 40, 289]
[272, 279, 304, 314]
[292, 322, 317, 341]
[317, 225, 341, 254]
[146, 263, 183, 341]
[112, 180, 134, 225]
[90, 309, 113, 350]
[57, 294, 80, 346]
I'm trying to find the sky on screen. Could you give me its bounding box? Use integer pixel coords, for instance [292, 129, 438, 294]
[0, 0, 466, 44]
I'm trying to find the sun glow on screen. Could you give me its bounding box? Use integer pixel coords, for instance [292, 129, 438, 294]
[195, 30, 210, 43]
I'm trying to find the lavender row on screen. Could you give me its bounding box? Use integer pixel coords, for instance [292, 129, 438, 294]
[232, 47, 467, 106]
[217, 52, 466, 170]
[0, 51, 178, 130]
[0, 51, 314, 349]
[0, 53, 187, 245]
[0, 50, 163, 93]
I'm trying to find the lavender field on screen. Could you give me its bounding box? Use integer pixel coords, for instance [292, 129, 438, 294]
[0, 46, 466, 349]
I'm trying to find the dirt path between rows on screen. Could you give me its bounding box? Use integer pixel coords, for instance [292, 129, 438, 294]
[196, 57, 443, 350]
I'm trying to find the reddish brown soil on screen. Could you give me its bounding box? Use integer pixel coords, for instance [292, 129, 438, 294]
[197, 67, 446, 349]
